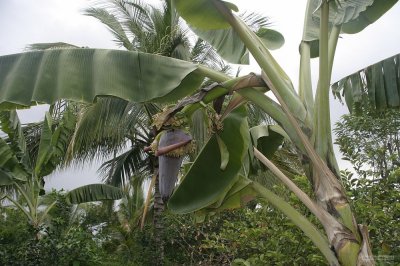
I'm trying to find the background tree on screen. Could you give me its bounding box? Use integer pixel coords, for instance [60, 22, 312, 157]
[335, 105, 400, 179]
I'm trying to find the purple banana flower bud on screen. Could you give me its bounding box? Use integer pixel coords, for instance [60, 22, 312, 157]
[158, 129, 192, 202]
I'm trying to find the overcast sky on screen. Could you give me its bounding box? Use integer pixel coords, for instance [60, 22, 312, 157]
[1, 0, 399, 190]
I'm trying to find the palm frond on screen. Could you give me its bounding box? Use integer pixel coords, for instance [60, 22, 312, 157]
[247, 102, 276, 127]
[25, 42, 80, 51]
[84, 7, 133, 50]
[240, 11, 271, 32]
[21, 121, 43, 166]
[98, 146, 150, 187]
[67, 98, 151, 164]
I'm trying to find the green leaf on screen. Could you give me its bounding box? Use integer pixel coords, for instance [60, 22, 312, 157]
[0, 110, 29, 165]
[173, 0, 238, 30]
[34, 112, 53, 177]
[209, 176, 257, 211]
[250, 124, 287, 158]
[216, 134, 229, 170]
[0, 138, 29, 184]
[168, 106, 249, 214]
[303, 0, 374, 42]
[342, 0, 399, 34]
[0, 49, 204, 109]
[256, 28, 285, 50]
[302, 0, 396, 57]
[66, 183, 124, 204]
[332, 53, 400, 112]
[247, 124, 287, 176]
[191, 27, 249, 64]
[192, 26, 284, 64]
[0, 168, 14, 185]
[192, 176, 257, 222]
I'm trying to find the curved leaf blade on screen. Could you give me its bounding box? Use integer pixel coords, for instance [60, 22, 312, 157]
[0, 138, 29, 184]
[192, 26, 284, 64]
[66, 183, 123, 204]
[332, 53, 400, 112]
[302, 0, 396, 57]
[168, 106, 249, 214]
[205, 176, 256, 211]
[250, 124, 287, 158]
[342, 0, 399, 34]
[173, 0, 238, 30]
[192, 27, 249, 64]
[256, 28, 285, 50]
[0, 110, 29, 164]
[0, 49, 204, 109]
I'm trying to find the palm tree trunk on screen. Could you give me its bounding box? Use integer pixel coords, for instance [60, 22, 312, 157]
[153, 172, 165, 266]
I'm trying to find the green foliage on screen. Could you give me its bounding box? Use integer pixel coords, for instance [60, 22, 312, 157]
[102, 175, 326, 265]
[161, 208, 325, 266]
[341, 170, 400, 265]
[335, 106, 400, 179]
[0, 191, 105, 266]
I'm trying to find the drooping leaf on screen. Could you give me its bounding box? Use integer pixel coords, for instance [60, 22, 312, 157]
[0, 49, 204, 109]
[341, 0, 399, 34]
[247, 124, 287, 176]
[168, 106, 249, 214]
[187, 10, 284, 64]
[205, 175, 256, 212]
[175, 0, 285, 64]
[191, 27, 249, 64]
[173, 0, 238, 30]
[0, 168, 15, 186]
[302, 0, 395, 57]
[256, 28, 285, 50]
[332, 53, 400, 112]
[0, 138, 29, 184]
[0, 110, 29, 165]
[191, 26, 284, 64]
[303, 0, 374, 43]
[66, 183, 124, 204]
[250, 124, 287, 158]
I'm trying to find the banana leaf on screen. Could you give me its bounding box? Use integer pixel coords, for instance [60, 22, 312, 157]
[0, 49, 204, 109]
[302, 0, 397, 57]
[174, 0, 284, 64]
[168, 106, 249, 214]
[331, 53, 400, 112]
[0, 138, 29, 185]
[66, 183, 123, 204]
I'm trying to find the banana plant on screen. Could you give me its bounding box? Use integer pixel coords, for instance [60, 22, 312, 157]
[0, 0, 398, 264]
[0, 108, 123, 233]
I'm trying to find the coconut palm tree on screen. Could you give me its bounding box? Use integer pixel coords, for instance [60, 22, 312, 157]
[45, 0, 233, 263]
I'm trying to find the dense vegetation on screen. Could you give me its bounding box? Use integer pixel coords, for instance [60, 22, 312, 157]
[2, 169, 398, 265]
